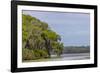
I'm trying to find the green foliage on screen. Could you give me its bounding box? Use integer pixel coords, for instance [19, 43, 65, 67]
[22, 14, 64, 61]
[42, 30, 60, 41]
[37, 49, 49, 58]
[22, 48, 49, 60]
[22, 48, 35, 60]
[51, 42, 64, 56]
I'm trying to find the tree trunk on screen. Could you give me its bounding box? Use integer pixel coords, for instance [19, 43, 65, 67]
[44, 39, 51, 57]
[41, 34, 52, 57]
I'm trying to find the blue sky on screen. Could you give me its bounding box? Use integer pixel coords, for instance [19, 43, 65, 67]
[22, 10, 90, 46]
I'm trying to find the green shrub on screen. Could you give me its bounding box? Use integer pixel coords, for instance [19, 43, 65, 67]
[22, 48, 49, 61]
[38, 49, 49, 58]
[33, 49, 41, 59]
[22, 48, 34, 60]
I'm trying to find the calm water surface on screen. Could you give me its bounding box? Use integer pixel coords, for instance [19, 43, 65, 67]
[51, 53, 90, 61]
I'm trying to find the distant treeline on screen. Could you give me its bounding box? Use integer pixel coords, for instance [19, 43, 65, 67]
[63, 46, 90, 54]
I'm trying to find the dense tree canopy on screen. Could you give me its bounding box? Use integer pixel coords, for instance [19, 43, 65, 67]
[22, 14, 64, 61]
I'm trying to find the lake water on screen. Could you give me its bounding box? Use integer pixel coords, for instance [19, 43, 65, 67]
[50, 53, 90, 61]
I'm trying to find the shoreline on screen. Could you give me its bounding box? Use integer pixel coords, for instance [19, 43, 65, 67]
[23, 53, 90, 62]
